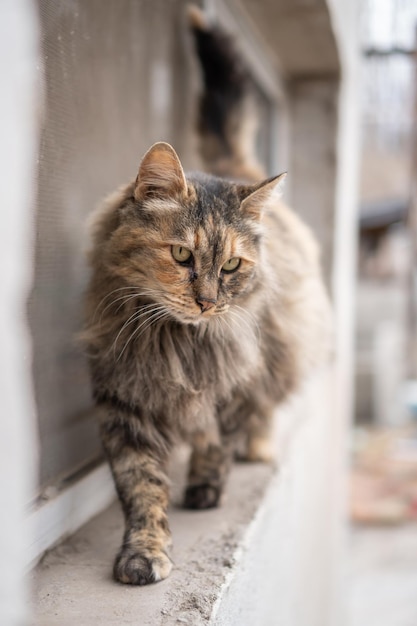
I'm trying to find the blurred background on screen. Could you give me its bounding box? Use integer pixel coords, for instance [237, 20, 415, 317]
[1, 0, 417, 624]
[349, 1, 417, 623]
[355, 0, 417, 433]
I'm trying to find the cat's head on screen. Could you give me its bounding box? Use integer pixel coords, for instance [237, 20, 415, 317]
[105, 142, 285, 325]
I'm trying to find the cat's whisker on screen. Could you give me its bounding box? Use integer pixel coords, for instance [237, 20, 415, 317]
[134, 310, 171, 341]
[228, 308, 259, 346]
[110, 304, 167, 358]
[92, 286, 140, 322]
[231, 310, 259, 343]
[100, 292, 143, 322]
[94, 286, 167, 323]
[100, 292, 167, 330]
[113, 293, 147, 314]
[214, 316, 226, 349]
[232, 305, 261, 342]
[117, 308, 171, 362]
[217, 312, 236, 339]
[114, 316, 163, 362]
[233, 304, 260, 327]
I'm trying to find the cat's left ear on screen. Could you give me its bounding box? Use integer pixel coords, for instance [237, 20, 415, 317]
[134, 142, 188, 202]
[238, 172, 287, 219]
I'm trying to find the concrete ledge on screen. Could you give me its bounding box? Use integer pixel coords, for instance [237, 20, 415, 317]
[25, 462, 115, 568]
[32, 452, 276, 625]
[32, 371, 339, 625]
[34, 438, 280, 626]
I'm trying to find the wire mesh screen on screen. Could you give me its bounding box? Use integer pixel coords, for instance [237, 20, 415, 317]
[30, 0, 275, 491]
[30, 0, 196, 490]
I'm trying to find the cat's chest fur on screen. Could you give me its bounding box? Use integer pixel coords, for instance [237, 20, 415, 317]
[94, 313, 260, 431]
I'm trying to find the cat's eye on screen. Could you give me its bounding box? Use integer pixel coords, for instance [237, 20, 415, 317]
[222, 257, 241, 273]
[172, 245, 192, 264]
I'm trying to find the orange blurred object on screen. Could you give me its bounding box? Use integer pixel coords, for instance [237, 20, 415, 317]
[350, 427, 417, 524]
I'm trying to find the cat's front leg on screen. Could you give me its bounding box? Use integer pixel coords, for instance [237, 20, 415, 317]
[100, 412, 173, 585]
[184, 429, 234, 510]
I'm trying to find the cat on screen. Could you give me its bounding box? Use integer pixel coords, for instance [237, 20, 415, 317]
[83, 6, 332, 586]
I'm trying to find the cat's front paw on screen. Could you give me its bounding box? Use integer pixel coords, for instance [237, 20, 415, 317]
[183, 483, 222, 509]
[113, 546, 172, 585]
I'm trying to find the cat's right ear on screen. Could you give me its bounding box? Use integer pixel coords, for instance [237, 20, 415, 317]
[134, 142, 188, 202]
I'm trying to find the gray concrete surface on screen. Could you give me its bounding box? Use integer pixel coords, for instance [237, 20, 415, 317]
[32, 449, 274, 626]
[32, 370, 344, 626]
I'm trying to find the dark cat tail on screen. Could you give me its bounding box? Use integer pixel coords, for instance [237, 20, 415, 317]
[187, 5, 265, 182]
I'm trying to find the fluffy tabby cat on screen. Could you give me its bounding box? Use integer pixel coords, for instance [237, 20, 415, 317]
[83, 7, 331, 586]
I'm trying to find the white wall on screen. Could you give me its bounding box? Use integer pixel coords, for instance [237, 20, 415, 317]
[328, 0, 362, 623]
[0, 1, 39, 623]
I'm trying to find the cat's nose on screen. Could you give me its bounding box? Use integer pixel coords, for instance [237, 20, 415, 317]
[196, 297, 217, 313]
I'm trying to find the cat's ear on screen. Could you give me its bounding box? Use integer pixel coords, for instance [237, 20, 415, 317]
[134, 142, 187, 202]
[238, 173, 287, 219]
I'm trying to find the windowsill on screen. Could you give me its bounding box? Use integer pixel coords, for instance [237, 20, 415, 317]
[32, 448, 277, 625]
[32, 369, 338, 625]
